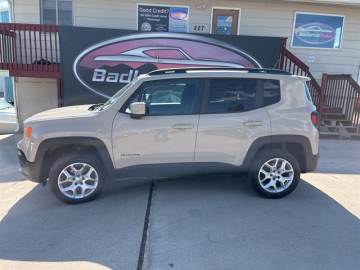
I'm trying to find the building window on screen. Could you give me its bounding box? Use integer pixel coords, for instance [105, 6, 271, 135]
[41, 0, 73, 25]
[291, 12, 344, 49]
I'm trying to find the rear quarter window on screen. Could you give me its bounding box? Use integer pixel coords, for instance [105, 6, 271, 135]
[202, 78, 280, 114]
[263, 80, 281, 106]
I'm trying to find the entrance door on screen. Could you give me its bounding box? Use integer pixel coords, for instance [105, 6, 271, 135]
[211, 8, 240, 35]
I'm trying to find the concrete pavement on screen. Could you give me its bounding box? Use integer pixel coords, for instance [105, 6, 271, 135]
[0, 134, 359, 270]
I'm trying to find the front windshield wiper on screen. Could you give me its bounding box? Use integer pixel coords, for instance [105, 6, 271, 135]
[88, 103, 104, 111]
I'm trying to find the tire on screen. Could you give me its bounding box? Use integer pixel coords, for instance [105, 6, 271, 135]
[48, 153, 106, 203]
[249, 149, 300, 198]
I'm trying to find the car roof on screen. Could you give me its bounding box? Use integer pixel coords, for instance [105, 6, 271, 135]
[139, 67, 309, 81]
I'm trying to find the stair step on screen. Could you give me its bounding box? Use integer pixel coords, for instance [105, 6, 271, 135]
[324, 125, 357, 129]
[320, 131, 360, 139]
[322, 107, 343, 114]
[322, 119, 353, 126]
[321, 113, 347, 120]
[324, 126, 359, 133]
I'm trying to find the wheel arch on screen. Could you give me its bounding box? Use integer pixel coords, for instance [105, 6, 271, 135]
[35, 137, 114, 183]
[243, 135, 318, 173]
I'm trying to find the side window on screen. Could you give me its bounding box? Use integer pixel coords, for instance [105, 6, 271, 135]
[123, 79, 198, 116]
[41, 0, 73, 25]
[205, 79, 257, 113]
[203, 78, 280, 114]
[263, 80, 281, 106]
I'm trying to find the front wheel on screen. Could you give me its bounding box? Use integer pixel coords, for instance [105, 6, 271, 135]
[250, 150, 300, 198]
[48, 154, 105, 203]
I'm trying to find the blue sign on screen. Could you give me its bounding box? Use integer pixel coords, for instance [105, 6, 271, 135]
[292, 13, 344, 49]
[138, 5, 189, 33]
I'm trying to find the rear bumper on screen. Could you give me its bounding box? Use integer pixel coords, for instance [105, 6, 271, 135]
[17, 149, 43, 183]
[304, 153, 319, 173]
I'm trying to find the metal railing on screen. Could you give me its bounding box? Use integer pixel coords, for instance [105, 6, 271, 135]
[0, 23, 60, 78]
[279, 39, 321, 107]
[320, 74, 360, 131]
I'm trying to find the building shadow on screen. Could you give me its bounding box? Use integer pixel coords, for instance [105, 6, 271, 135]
[0, 133, 25, 183]
[0, 179, 151, 270]
[0, 175, 359, 270]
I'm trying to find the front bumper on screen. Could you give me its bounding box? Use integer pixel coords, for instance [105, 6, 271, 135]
[17, 149, 43, 183]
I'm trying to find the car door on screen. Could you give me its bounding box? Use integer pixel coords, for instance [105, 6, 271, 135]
[112, 78, 201, 169]
[195, 78, 280, 166]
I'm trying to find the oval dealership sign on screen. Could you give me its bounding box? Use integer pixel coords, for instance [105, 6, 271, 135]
[73, 33, 262, 98]
[294, 23, 336, 45]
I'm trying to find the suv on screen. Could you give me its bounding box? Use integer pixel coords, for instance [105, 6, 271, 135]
[17, 68, 319, 203]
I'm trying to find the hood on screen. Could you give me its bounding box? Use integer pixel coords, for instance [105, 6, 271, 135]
[0, 106, 16, 115]
[25, 105, 94, 124]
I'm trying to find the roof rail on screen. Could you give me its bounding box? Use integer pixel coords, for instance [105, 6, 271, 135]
[147, 67, 291, 76]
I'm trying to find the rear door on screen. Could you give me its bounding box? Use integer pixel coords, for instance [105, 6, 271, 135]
[195, 78, 280, 166]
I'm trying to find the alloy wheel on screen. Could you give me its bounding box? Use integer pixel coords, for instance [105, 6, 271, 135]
[258, 158, 294, 193]
[57, 162, 99, 199]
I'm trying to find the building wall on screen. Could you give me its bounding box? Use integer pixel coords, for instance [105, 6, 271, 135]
[14, 77, 57, 128]
[11, 0, 40, 23]
[74, 0, 360, 80]
[10, 0, 360, 80]
[13, 0, 360, 79]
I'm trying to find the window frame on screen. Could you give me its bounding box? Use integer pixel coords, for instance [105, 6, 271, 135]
[40, 0, 74, 25]
[290, 11, 345, 50]
[210, 7, 241, 35]
[200, 78, 281, 115]
[120, 78, 203, 116]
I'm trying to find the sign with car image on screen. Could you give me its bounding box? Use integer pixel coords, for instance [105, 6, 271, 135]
[60, 26, 282, 106]
[137, 4, 189, 33]
[73, 33, 262, 99]
[292, 12, 344, 49]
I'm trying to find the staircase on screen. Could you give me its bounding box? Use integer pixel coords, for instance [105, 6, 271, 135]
[279, 40, 360, 139]
[320, 107, 360, 139]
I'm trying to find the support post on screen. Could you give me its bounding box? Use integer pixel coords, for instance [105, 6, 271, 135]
[319, 73, 328, 128]
[56, 78, 62, 107]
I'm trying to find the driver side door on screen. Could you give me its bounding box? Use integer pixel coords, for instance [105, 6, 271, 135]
[112, 78, 201, 171]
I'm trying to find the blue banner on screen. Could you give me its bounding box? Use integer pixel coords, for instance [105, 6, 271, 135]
[292, 13, 344, 49]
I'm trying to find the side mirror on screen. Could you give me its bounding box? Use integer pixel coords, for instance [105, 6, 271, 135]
[129, 102, 146, 118]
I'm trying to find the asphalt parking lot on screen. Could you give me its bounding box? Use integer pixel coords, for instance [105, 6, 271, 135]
[0, 134, 359, 270]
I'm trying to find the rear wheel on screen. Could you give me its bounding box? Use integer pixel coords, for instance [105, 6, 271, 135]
[250, 150, 300, 198]
[48, 154, 105, 203]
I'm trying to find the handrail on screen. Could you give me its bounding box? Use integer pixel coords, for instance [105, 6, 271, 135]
[320, 74, 360, 132]
[0, 23, 60, 78]
[279, 39, 321, 107]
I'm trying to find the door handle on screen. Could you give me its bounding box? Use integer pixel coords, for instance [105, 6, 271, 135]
[172, 123, 194, 130]
[243, 120, 264, 127]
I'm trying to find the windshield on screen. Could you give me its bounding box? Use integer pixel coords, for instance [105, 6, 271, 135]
[97, 81, 136, 111]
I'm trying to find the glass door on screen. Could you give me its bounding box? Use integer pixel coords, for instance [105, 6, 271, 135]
[211, 9, 240, 35]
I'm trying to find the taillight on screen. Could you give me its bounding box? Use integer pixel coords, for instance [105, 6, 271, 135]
[311, 111, 319, 127]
